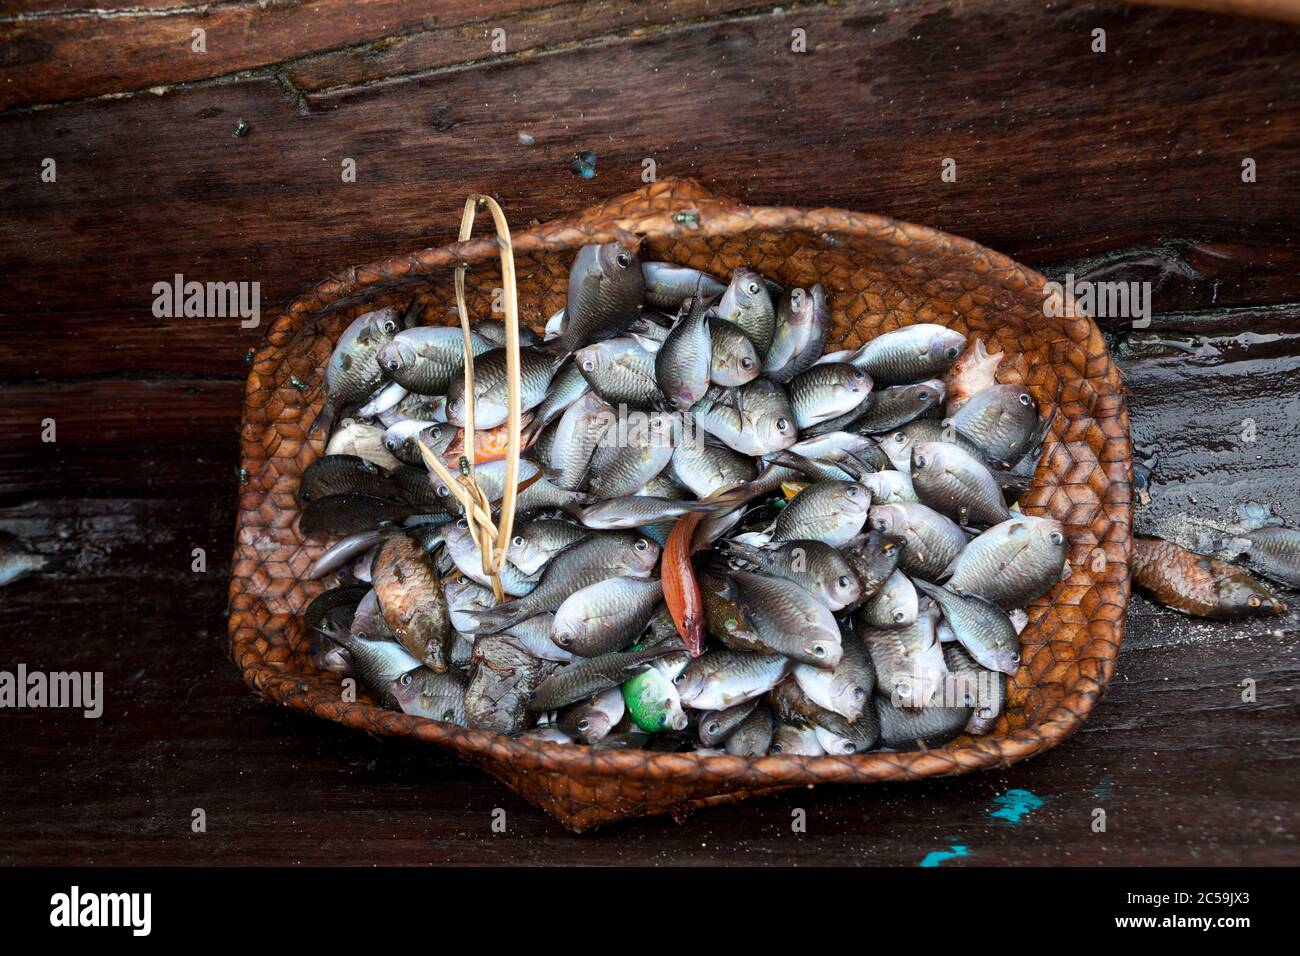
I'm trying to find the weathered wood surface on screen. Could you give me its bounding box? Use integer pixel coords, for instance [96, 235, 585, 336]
[1, 0, 1298, 864]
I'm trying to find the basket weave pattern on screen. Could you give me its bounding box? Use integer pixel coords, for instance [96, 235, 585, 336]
[228, 179, 1132, 831]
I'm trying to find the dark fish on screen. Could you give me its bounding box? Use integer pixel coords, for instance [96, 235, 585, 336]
[299, 494, 420, 537]
[562, 237, 646, 355]
[302, 583, 369, 637]
[298, 455, 398, 505]
[1132, 536, 1285, 619]
[527, 646, 674, 711]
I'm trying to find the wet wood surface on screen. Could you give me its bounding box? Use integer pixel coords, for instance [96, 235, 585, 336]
[1, 0, 1298, 865]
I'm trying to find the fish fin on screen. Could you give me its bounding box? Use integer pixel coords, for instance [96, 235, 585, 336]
[462, 604, 524, 635]
[400, 294, 428, 329]
[311, 396, 339, 437]
[1235, 501, 1279, 531]
[766, 450, 827, 482]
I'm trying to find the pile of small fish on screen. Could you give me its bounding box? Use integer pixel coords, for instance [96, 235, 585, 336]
[300, 237, 1068, 756]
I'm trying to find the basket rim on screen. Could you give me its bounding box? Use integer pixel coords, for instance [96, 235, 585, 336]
[231, 177, 1130, 789]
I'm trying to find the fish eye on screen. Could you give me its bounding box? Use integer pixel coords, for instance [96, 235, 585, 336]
[385, 358, 400, 371]
[914, 454, 926, 469]
[852, 369, 867, 381]
[437, 485, 450, 496]
[512, 535, 525, 547]
[383, 320, 398, 334]
[745, 281, 760, 295]
[581, 359, 595, 372]
[853, 686, 866, 700]
[891, 432, 906, 444]
[674, 674, 685, 684]
[1050, 531, 1064, 545]
[776, 417, 789, 431]
[812, 644, 827, 658]
[577, 718, 590, 732]
[557, 634, 572, 646]
[892, 609, 906, 623]
[457, 518, 468, 529]
[399, 673, 413, 687]
[706, 721, 719, 735]
[917, 391, 930, 401]
[1249, 595, 1261, 607]
[384, 439, 398, 452]
[838, 575, 852, 589]
[1018, 393, 1033, 406]
[634, 538, 649, 552]
[667, 397, 679, 408]
[616, 252, 631, 268]
[874, 519, 888, 532]
[1011, 652, 1021, 664]
[946, 346, 960, 359]
[846, 486, 861, 498]
[741, 357, 754, 369]
[770, 744, 783, 753]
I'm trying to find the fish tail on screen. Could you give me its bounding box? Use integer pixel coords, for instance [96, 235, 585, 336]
[310, 397, 338, 437]
[463, 604, 524, 634]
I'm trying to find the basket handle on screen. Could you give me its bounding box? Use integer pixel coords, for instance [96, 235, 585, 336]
[417, 195, 522, 601]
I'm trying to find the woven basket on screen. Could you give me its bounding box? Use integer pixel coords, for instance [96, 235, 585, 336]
[229, 179, 1132, 831]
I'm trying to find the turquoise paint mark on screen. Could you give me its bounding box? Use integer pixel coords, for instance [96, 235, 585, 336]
[918, 844, 968, 867]
[989, 789, 1045, 824]
[1091, 777, 1114, 801]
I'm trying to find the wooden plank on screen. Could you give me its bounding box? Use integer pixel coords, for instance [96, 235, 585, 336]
[0, 0, 531, 110]
[2, 1, 1297, 373]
